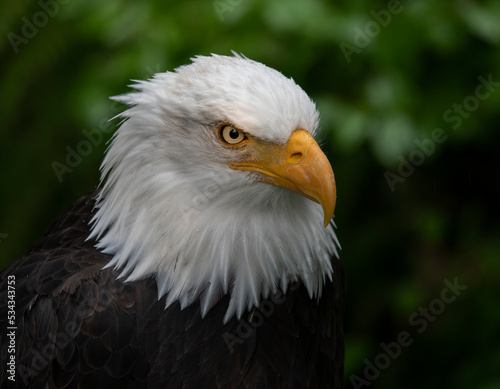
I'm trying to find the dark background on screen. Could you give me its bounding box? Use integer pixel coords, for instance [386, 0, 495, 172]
[1, 1, 499, 387]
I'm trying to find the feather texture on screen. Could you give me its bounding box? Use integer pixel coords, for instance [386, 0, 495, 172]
[0, 191, 345, 388]
[89, 54, 339, 321]
[0, 54, 345, 388]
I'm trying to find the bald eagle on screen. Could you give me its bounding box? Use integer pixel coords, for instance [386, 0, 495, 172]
[0, 54, 344, 388]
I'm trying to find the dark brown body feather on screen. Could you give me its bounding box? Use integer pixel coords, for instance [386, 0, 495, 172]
[0, 191, 345, 388]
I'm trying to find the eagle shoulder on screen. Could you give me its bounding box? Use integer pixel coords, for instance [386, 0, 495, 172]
[0, 191, 160, 388]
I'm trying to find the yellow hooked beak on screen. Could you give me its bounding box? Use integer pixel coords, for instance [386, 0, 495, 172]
[228, 129, 336, 227]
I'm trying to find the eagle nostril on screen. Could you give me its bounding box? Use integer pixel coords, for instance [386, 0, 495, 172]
[290, 152, 303, 162]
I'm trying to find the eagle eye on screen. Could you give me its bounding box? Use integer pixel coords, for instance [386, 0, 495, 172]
[219, 124, 246, 145]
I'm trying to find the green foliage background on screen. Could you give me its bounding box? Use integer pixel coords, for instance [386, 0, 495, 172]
[1, 0, 499, 387]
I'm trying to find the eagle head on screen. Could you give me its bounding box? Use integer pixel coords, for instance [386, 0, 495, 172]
[89, 54, 339, 321]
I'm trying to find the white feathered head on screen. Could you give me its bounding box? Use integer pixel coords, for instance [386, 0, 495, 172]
[90, 54, 338, 321]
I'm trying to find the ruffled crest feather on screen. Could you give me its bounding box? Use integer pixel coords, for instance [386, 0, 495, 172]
[89, 54, 339, 322]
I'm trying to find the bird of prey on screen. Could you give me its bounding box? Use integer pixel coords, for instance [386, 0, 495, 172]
[0, 54, 345, 388]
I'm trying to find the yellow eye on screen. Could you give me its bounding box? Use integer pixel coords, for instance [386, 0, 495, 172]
[219, 124, 246, 145]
